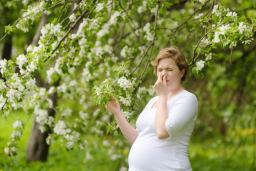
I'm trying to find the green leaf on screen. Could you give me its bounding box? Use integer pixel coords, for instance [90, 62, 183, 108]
[206, 62, 213, 68]
[207, 33, 213, 40]
[199, 71, 204, 78]
[196, 47, 201, 54]
[5, 25, 15, 34]
[192, 67, 198, 75]
[125, 17, 129, 23]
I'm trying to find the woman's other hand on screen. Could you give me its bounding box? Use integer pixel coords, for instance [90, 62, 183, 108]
[105, 95, 120, 116]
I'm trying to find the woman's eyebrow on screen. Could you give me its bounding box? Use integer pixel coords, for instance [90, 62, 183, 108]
[158, 66, 173, 69]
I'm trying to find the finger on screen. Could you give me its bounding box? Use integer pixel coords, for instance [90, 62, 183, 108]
[157, 74, 162, 83]
[110, 95, 116, 101]
[163, 75, 166, 84]
[159, 74, 163, 82]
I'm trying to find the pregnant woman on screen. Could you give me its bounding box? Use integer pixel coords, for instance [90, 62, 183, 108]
[105, 46, 198, 171]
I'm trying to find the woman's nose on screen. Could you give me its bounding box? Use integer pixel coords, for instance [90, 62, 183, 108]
[161, 70, 167, 75]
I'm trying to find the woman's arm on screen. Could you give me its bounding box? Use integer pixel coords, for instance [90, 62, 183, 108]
[114, 111, 138, 145]
[105, 95, 138, 145]
[155, 95, 169, 139]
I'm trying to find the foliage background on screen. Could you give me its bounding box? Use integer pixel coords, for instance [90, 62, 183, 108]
[0, 0, 256, 170]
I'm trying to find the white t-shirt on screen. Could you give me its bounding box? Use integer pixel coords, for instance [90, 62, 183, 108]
[128, 90, 198, 171]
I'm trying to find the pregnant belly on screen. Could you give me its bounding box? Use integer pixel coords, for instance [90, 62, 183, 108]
[128, 136, 191, 170]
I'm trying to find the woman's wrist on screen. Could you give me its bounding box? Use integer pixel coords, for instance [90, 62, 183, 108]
[158, 95, 168, 100]
[114, 111, 122, 117]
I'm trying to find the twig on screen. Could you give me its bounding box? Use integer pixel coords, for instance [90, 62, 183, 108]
[48, 2, 64, 9]
[43, 3, 97, 63]
[133, 43, 153, 73]
[164, 0, 211, 47]
[189, 21, 232, 66]
[0, 15, 29, 42]
[0, 2, 63, 42]
[136, 2, 160, 80]
[60, 1, 84, 25]
[229, 46, 233, 66]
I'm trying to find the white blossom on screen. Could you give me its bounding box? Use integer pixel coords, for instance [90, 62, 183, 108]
[46, 134, 55, 145]
[205, 53, 212, 61]
[66, 141, 74, 150]
[16, 54, 28, 69]
[199, 0, 206, 4]
[194, 13, 204, 19]
[151, 8, 156, 13]
[238, 22, 247, 34]
[212, 5, 219, 14]
[226, 11, 237, 17]
[26, 78, 36, 90]
[212, 32, 220, 43]
[36, 109, 48, 125]
[229, 41, 237, 48]
[117, 77, 133, 90]
[110, 11, 121, 25]
[143, 1, 147, 6]
[11, 130, 22, 140]
[95, 3, 104, 12]
[196, 60, 205, 71]
[144, 32, 153, 41]
[47, 68, 55, 83]
[48, 116, 54, 127]
[0, 59, 7, 74]
[122, 110, 132, 119]
[137, 87, 147, 99]
[69, 13, 76, 22]
[22, 0, 29, 6]
[201, 38, 211, 44]
[79, 111, 88, 120]
[11, 146, 18, 153]
[4, 147, 10, 155]
[103, 140, 110, 147]
[54, 120, 66, 135]
[61, 107, 72, 117]
[111, 154, 121, 160]
[119, 94, 132, 106]
[13, 121, 22, 129]
[137, 6, 146, 14]
[121, 46, 129, 57]
[143, 23, 150, 32]
[218, 24, 231, 35]
[48, 86, 56, 94]
[97, 28, 109, 37]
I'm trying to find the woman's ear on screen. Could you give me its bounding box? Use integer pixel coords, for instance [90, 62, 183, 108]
[181, 68, 185, 78]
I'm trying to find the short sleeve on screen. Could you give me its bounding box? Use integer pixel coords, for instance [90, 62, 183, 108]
[165, 94, 198, 137]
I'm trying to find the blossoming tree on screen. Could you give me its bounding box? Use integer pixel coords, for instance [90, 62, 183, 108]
[1, 0, 255, 169]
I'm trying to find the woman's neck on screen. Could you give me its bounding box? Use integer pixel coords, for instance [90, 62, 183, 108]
[167, 86, 185, 99]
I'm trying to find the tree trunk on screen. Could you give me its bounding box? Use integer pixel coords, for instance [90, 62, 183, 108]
[1, 5, 13, 79]
[26, 78, 59, 162]
[0, 34, 12, 81]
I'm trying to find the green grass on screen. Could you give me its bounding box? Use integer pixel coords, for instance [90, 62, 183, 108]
[0, 111, 255, 171]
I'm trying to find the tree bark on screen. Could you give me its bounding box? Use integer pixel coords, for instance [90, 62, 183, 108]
[0, 34, 12, 81]
[0, 5, 13, 80]
[26, 78, 59, 162]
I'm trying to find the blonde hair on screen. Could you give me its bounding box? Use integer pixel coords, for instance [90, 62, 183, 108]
[150, 46, 189, 82]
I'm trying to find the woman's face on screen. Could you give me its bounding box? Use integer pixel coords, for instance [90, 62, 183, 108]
[156, 58, 185, 90]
